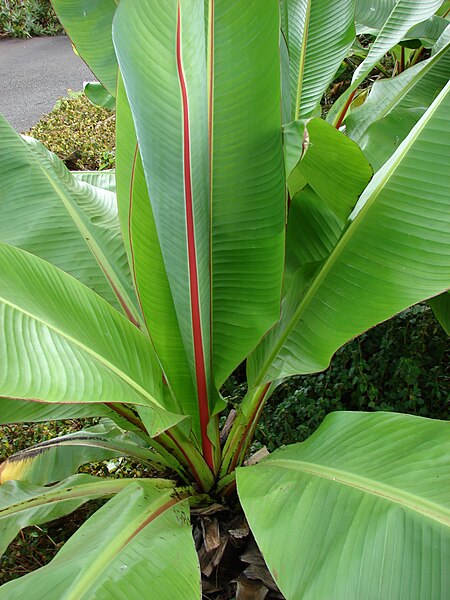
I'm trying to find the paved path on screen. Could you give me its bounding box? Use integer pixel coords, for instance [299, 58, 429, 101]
[0, 35, 95, 132]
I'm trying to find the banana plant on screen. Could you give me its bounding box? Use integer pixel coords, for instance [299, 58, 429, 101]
[0, 1, 448, 598]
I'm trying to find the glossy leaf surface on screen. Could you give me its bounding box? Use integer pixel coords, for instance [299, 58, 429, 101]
[0, 481, 200, 600]
[238, 411, 450, 600]
[280, 0, 356, 119]
[0, 116, 137, 320]
[0, 474, 139, 557]
[0, 243, 183, 436]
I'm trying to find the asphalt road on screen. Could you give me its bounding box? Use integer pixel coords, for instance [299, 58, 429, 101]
[0, 35, 95, 132]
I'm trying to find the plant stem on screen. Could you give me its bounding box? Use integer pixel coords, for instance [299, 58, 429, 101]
[218, 383, 273, 479]
[157, 428, 215, 493]
[104, 402, 147, 432]
[215, 471, 236, 497]
[410, 47, 425, 67]
[334, 89, 357, 129]
[108, 402, 215, 490]
[104, 403, 198, 485]
[376, 61, 391, 78]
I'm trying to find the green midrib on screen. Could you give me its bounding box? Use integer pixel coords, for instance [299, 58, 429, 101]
[66, 495, 184, 600]
[294, 0, 311, 120]
[30, 139, 141, 325]
[0, 294, 163, 409]
[266, 458, 450, 526]
[0, 479, 137, 518]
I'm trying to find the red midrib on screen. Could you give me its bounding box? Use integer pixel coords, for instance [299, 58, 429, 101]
[176, 4, 213, 471]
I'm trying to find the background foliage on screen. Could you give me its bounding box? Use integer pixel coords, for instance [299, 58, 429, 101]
[0, 0, 62, 38]
[254, 305, 449, 451]
[26, 92, 116, 170]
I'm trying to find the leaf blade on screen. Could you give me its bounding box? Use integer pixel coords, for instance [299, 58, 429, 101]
[329, 0, 444, 126]
[0, 481, 200, 600]
[281, 0, 356, 120]
[0, 115, 139, 323]
[51, 0, 119, 95]
[0, 474, 138, 557]
[250, 80, 450, 382]
[0, 243, 186, 437]
[237, 411, 450, 600]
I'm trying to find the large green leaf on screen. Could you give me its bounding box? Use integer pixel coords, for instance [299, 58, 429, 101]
[352, 27, 450, 170]
[358, 107, 424, 171]
[115, 80, 213, 486]
[0, 475, 164, 558]
[0, 398, 118, 424]
[283, 118, 372, 292]
[113, 2, 212, 441]
[354, 0, 444, 80]
[280, 0, 356, 119]
[0, 480, 200, 600]
[0, 115, 139, 323]
[284, 189, 343, 293]
[357, 1, 448, 40]
[114, 0, 212, 462]
[130, 158, 197, 419]
[113, 0, 286, 463]
[285, 118, 373, 220]
[115, 72, 136, 268]
[402, 15, 449, 47]
[210, 0, 285, 387]
[346, 25, 450, 143]
[51, 0, 119, 95]
[355, 0, 397, 33]
[115, 75, 195, 423]
[0, 243, 185, 436]
[72, 169, 116, 193]
[0, 422, 165, 485]
[237, 411, 450, 600]
[84, 82, 116, 111]
[249, 80, 450, 383]
[329, 0, 444, 126]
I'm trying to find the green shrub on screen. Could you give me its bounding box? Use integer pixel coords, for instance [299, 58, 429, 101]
[0, 0, 62, 38]
[254, 305, 449, 452]
[0, 421, 85, 462]
[27, 92, 116, 171]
